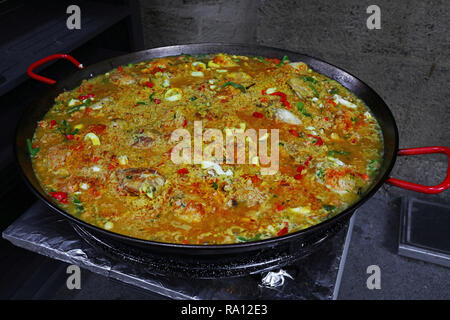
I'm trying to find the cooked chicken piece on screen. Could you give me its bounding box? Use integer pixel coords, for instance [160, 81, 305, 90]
[132, 136, 154, 148]
[116, 168, 165, 196]
[324, 169, 356, 195]
[289, 61, 308, 72]
[224, 71, 253, 84]
[287, 76, 315, 99]
[131, 129, 162, 148]
[110, 73, 136, 86]
[47, 145, 70, 171]
[273, 108, 302, 125]
[233, 183, 267, 208]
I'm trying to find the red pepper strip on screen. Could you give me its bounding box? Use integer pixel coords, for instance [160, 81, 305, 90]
[307, 134, 323, 146]
[270, 91, 287, 100]
[117, 66, 123, 72]
[361, 173, 369, 181]
[277, 226, 289, 236]
[241, 174, 261, 184]
[276, 204, 284, 212]
[50, 120, 57, 129]
[150, 67, 166, 75]
[327, 99, 336, 106]
[266, 58, 281, 65]
[144, 81, 154, 88]
[282, 100, 292, 109]
[304, 155, 313, 166]
[289, 129, 299, 137]
[65, 134, 74, 140]
[89, 124, 107, 135]
[84, 107, 93, 116]
[294, 161, 308, 179]
[78, 94, 94, 100]
[49, 192, 68, 204]
[269, 91, 292, 109]
[154, 99, 161, 104]
[183, 119, 188, 127]
[178, 168, 189, 175]
[253, 111, 264, 118]
[250, 175, 260, 184]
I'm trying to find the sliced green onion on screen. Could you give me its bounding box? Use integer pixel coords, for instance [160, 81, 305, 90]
[328, 150, 350, 157]
[222, 81, 246, 93]
[323, 204, 336, 211]
[67, 98, 92, 113]
[297, 101, 312, 117]
[309, 83, 318, 97]
[236, 233, 262, 242]
[277, 55, 289, 67]
[73, 196, 84, 214]
[302, 76, 317, 83]
[26, 138, 39, 158]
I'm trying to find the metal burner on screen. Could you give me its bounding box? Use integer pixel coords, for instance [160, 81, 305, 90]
[3, 202, 354, 299]
[72, 222, 337, 279]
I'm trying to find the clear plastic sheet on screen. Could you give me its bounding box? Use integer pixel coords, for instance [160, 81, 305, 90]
[2, 201, 353, 300]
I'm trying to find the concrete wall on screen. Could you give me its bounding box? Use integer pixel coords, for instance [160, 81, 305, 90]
[139, 0, 450, 201]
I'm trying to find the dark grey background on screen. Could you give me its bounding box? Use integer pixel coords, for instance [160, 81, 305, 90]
[138, 0, 450, 204]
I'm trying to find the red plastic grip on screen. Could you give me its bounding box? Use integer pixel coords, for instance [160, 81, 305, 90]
[27, 54, 84, 84]
[386, 146, 450, 194]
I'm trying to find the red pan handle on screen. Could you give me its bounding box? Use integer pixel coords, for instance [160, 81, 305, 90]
[27, 54, 84, 84]
[386, 146, 450, 194]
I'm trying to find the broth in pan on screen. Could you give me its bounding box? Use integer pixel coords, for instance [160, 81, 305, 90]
[29, 53, 383, 244]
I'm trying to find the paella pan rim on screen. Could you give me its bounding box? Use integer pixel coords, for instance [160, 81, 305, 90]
[14, 43, 399, 255]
